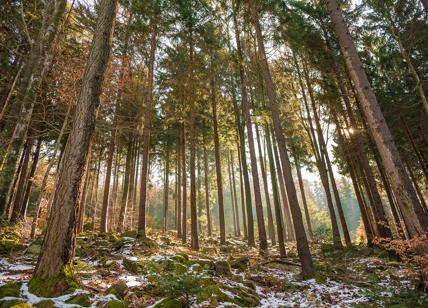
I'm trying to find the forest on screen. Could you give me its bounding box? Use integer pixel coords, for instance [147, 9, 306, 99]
[0, 0, 428, 306]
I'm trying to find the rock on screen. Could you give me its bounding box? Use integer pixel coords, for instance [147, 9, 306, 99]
[214, 261, 232, 276]
[34, 300, 55, 307]
[191, 259, 215, 270]
[66, 294, 91, 307]
[171, 254, 188, 263]
[26, 242, 41, 256]
[102, 300, 128, 308]
[0, 282, 21, 298]
[123, 258, 140, 273]
[243, 280, 256, 290]
[107, 281, 128, 299]
[230, 257, 249, 271]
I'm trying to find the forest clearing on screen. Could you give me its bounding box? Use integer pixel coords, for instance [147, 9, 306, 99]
[1, 0, 428, 307]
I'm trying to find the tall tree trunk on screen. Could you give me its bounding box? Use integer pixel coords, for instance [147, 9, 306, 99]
[30, 0, 117, 295]
[77, 155, 92, 234]
[237, 143, 248, 239]
[229, 151, 241, 236]
[291, 144, 314, 241]
[163, 147, 170, 233]
[10, 137, 34, 223]
[211, 79, 226, 244]
[227, 152, 238, 236]
[100, 131, 116, 233]
[118, 139, 133, 232]
[91, 149, 103, 231]
[20, 137, 42, 219]
[272, 135, 294, 241]
[181, 123, 187, 243]
[249, 0, 314, 276]
[325, 0, 428, 236]
[177, 127, 182, 238]
[256, 126, 275, 245]
[138, 25, 158, 236]
[265, 128, 286, 256]
[203, 145, 212, 236]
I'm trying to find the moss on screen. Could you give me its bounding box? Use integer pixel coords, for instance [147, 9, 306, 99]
[214, 261, 232, 276]
[121, 230, 138, 238]
[230, 257, 249, 272]
[102, 300, 128, 308]
[0, 301, 29, 308]
[243, 280, 256, 290]
[0, 240, 23, 254]
[0, 282, 21, 298]
[34, 300, 55, 307]
[171, 254, 188, 264]
[107, 281, 128, 299]
[153, 297, 183, 308]
[233, 288, 260, 307]
[122, 258, 142, 273]
[28, 264, 79, 297]
[65, 294, 90, 307]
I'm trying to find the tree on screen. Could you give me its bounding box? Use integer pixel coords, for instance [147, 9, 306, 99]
[29, 0, 118, 296]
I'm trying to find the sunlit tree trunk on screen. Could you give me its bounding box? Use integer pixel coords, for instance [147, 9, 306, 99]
[118, 139, 133, 232]
[237, 143, 248, 239]
[163, 146, 170, 233]
[177, 127, 182, 238]
[227, 152, 238, 236]
[229, 151, 241, 236]
[30, 0, 117, 295]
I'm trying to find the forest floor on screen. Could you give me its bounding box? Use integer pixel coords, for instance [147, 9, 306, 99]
[1, 228, 428, 307]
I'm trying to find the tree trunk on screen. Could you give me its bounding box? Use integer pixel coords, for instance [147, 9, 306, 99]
[118, 139, 133, 232]
[203, 145, 212, 236]
[237, 143, 248, 239]
[227, 151, 238, 236]
[249, 0, 314, 276]
[138, 25, 158, 236]
[256, 126, 275, 244]
[325, 0, 428, 237]
[265, 128, 286, 256]
[229, 151, 241, 236]
[211, 79, 226, 244]
[181, 123, 187, 243]
[10, 137, 34, 223]
[177, 127, 182, 238]
[272, 134, 294, 241]
[291, 144, 314, 241]
[20, 137, 42, 219]
[30, 0, 117, 294]
[163, 147, 170, 233]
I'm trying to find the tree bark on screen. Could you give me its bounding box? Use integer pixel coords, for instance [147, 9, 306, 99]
[118, 139, 133, 232]
[31, 0, 117, 293]
[229, 151, 241, 236]
[163, 146, 170, 233]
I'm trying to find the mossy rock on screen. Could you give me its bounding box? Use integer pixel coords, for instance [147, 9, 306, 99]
[28, 264, 79, 297]
[102, 300, 128, 308]
[122, 258, 140, 273]
[65, 294, 90, 307]
[0, 301, 31, 308]
[243, 280, 256, 290]
[191, 259, 214, 270]
[107, 281, 128, 299]
[230, 257, 249, 272]
[154, 297, 183, 308]
[219, 245, 234, 253]
[26, 242, 42, 256]
[233, 288, 260, 307]
[0, 282, 21, 298]
[34, 300, 55, 307]
[172, 253, 188, 263]
[214, 260, 232, 276]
